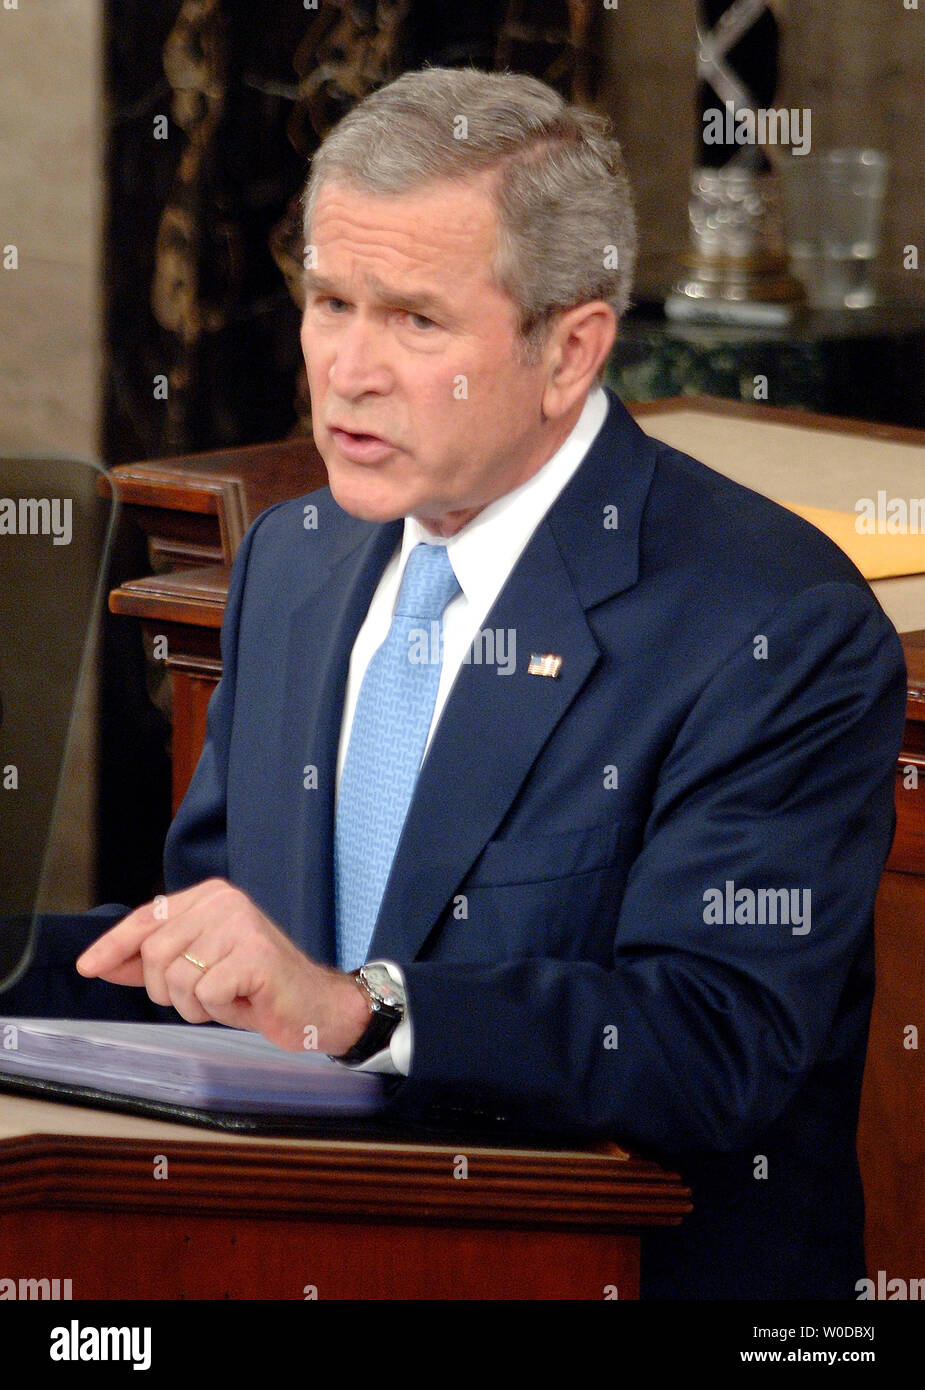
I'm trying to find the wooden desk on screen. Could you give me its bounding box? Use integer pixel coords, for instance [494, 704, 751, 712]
[859, 633, 925, 1276]
[0, 1095, 688, 1300]
[110, 564, 229, 811]
[108, 436, 325, 811]
[106, 436, 328, 570]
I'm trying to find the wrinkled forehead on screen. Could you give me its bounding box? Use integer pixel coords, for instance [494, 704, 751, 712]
[306, 175, 508, 306]
[310, 173, 502, 256]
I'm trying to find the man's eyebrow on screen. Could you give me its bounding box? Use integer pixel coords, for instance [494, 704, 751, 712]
[366, 275, 451, 318]
[302, 270, 341, 300]
[303, 269, 453, 320]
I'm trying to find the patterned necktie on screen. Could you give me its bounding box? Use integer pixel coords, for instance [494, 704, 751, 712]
[335, 542, 461, 971]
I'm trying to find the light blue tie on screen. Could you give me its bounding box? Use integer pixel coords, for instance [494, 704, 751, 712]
[335, 542, 461, 971]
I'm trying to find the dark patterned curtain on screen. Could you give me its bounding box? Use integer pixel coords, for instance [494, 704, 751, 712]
[103, 0, 593, 463]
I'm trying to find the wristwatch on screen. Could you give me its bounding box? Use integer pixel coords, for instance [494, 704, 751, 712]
[331, 961, 406, 1066]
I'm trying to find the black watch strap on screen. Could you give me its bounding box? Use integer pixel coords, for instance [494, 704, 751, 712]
[332, 970, 403, 1066]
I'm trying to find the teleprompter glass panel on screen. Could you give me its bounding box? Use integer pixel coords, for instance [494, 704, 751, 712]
[0, 458, 116, 988]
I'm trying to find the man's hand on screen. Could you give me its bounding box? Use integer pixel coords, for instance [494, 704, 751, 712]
[75, 879, 371, 1055]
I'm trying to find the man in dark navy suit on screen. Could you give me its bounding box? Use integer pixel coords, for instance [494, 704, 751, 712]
[20, 69, 908, 1297]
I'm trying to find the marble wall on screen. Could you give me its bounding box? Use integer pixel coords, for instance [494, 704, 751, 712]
[779, 1, 925, 306]
[0, 0, 104, 909]
[596, 0, 699, 305]
[0, 0, 103, 460]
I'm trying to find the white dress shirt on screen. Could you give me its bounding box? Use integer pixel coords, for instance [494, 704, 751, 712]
[335, 386, 609, 1073]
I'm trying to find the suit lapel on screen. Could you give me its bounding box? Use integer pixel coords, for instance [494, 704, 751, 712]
[367, 391, 659, 963]
[280, 516, 402, 963]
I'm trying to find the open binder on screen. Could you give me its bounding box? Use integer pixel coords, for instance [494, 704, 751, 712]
[0, 1018, 388, 1135]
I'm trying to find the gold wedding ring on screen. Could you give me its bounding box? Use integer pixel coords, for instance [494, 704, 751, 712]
[183, 950, 209, 972]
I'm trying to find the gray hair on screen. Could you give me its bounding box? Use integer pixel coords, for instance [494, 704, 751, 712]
[302, 67, 636, 360]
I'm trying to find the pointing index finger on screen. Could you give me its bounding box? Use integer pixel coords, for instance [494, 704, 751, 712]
[75, 902, 162, 976]
[75, 879, 236, 976]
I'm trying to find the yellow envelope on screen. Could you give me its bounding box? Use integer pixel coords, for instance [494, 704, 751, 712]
[782, 503, 925, 581]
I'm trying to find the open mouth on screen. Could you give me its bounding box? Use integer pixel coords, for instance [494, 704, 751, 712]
[337, 429, 385, 444]
[329, 425, 396, 460]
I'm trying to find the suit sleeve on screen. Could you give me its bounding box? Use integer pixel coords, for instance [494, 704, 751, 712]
[395, 580, 907, 1150]
[162, 506, 278, 891]
[0, 905, 172, 1020]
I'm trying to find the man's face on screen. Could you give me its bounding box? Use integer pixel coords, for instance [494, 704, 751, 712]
[301, 176, 559, 534]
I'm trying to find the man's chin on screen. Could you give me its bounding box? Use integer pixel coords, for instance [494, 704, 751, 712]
[327, 473, 409, 524]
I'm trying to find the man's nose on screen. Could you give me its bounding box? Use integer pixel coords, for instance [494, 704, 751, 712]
[327, 315, 390, 397]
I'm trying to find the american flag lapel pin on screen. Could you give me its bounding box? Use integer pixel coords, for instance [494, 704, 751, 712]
[528, 652, 563, 679]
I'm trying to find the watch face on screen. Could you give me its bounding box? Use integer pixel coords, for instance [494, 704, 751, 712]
[361, 963, 404, 1010]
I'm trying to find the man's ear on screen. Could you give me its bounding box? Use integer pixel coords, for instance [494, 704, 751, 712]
[541, 301, 617, 420]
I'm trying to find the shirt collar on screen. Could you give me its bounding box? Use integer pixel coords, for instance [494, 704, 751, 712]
[400, 385, 608, 612]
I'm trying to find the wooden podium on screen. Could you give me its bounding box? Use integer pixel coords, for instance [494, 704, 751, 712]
[0, 1094, 688, 1299]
